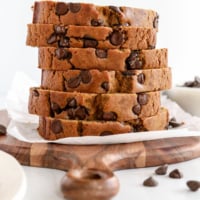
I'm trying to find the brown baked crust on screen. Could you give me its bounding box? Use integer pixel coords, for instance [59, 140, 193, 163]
[41, 68, 172, 93]
[38, 108, 168, 140]
[28, 88, 160, 122]
[26, 24, 157, 49]
[38, 47, 167, 71]
[32, 1, 159, 29]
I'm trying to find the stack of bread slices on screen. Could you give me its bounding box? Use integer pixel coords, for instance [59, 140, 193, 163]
[26, 1, 171, 140]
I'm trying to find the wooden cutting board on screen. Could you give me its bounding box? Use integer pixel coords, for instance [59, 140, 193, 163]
[0, 135, 200, 199]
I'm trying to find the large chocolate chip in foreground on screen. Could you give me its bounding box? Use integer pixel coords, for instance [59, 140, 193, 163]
[155, 164, 168, 175]
[95, 49, 108, 58]
[83, 39, 98, 48]
[67, 76, 81, 88]
[51, 119, 63, 134]
[137, 94, 148, 105]
[169, 169, 183, 179]
[0, 124, 6, 135]
[132, 104, 141, 115]
[91, 19, 104, 26]
[55, 2, 69, 16]
[55, 48, 72, 60]
[143, 176, 158, 187]
[102, 112, 117, 121]
[80, 71, 92, 84]
[186, 181, 200, 192]
[110, 30, 124, 46]
[100, 131, 113, 136]
[69, 3, 81, 13]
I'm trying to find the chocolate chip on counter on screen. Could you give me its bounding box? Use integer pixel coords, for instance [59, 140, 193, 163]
[51, 119, 63, 134]
[95, 49, 108, 58]
[67, 76, 81, 88]
[132, 104, 141, 115]
[51, 102, 61, 114]
[67, 98, 77, 109]
[183, 76, 200, 88]
[55, 48, 72, 60]
[169, 169, 183, 179]
[137, 93, 148, 105]
[47, 33, 57, 44]
[186, 180, 200, 192]
[153, 14, 159, 29]
[83, 38, 98, 48]
[109, 6, 122, 14]
[155, 164, 168, 175]
[143, 176, 158, 187]
[32, 89, 39, 97]
[102, 112, 117, 121]
[168, 117, 184, 129]
[55, 2, 69, 16]
[80, 70, 92, 84]
[100, 131, 113, 136]
[0, 124, 6, 135]
[110, 30, 124, 46]
[54, 25, 66, 35]
[126, 51, 144, 70]
[91, 19, 104, 26]
[75, 106, 88, 120]
[59, 37, 70, 48]
[69, 3, 81, 13]
[137, 73, 145, 84]
[101, 82, 109, 92]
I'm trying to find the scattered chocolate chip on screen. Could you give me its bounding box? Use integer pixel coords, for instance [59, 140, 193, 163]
[186, 180, 200, 192]
[67, 75, 81, 88]
[55, 2, 69, 16]
[83, 38, 98, 48]
[155, 164, 168, 175]
[137, 73, 145, 84]
[54, 25, 66, 35]
[32, 89, 39, 97]
[59, 37, 70, 48]
[67, 108, 75, 119]
[169, 169, 183, 179]
[0, 124, 6, 135]
[101, 82, 109, 92]
[102, 112, 117, 121]
[51, 120, 63, 134]
[47, 33, 57, 44]
[132, 104, 141, 115]
[51, 102, 61, 114]
[80, 71, 92, 84]
[153, 15, 159, 29]
[95, 49, 108, 58]
[67, 98, 77, 109]
[183, 76, 200, 88]
[137, 94, 148, 105]
[126, 51, 144, 69]
[168, 117, 184, 129]
[91, 19, 104, 26]
[143, 176, 158, 187]
[75, 106, 88, 120]
[100, 131, 113, 136]
[55, 48, 72, 60]
[110, 30, 124, 46]
[109, 6, 122, 14]
[69, 3, 81, 13]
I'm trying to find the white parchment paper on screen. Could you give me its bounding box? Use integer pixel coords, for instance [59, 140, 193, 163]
[3, 72, 200, 145]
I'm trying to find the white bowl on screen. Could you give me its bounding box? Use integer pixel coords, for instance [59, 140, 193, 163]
[166, 86, 200, 117]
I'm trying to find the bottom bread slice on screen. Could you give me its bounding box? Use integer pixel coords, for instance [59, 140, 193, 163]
[38, 108, 169, 140]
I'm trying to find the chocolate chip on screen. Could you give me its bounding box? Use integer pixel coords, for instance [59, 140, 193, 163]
[169, 169, 183, 179]
[0, 124, 6, 135]
[122, 71, 135, 76]
[110, 30, 124, 46]
[133, 125, 143, 132]
[67, 76, 81, 88]
[102, 112, 117, 121]
[59, 37, 70, 48]
[80, 71, 92, 84]
[69, 3, 81, 13]
[101, 82, 109, 92]
[143, 176, 158, 187]
[55, 2, 69, 16]
[51, 120, 63, 134]
[67, 98, 77, 109]
[155, 164, 168, 175]
[55, 48, 72, 60]
[109, 6, 122, 14]
[67, 108, 75, 119]
[54, 25, 66, 35]
[153, 15, 159, 29]
[137, 73, 145, 84]
[32, 89, 39, 97]
[183, 76, 200, 88]
[75, 106, 88, 120]
[148, 45, 156, 49]
[91, 19, 104, 26]
[100, 131, 113, 136]
[132, 104, 141, 115]
[186, 180, 200, 191]
[83, 38, 98, 48]
[51, 102, 61, 114]
[137, 94, 148, 105]
[126, 51, 144, 69]
[168, 117, 184, 129]
[47, 33, 57, 44]
[95, 49, 108, 58]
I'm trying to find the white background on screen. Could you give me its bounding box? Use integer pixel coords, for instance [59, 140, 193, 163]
[0, 0, 200, 96]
